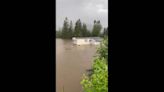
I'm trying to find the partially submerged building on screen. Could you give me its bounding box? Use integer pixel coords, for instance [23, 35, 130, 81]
[72, 37, 102, 46]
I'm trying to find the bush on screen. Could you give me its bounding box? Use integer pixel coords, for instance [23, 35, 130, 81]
[81, 37, 108, 92]
[97, 37, 108, 62]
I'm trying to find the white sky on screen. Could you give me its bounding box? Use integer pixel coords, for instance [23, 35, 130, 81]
[56, 0, 108, 30]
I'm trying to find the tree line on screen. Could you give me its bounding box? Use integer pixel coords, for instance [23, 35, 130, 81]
[56, 17, 108, 39]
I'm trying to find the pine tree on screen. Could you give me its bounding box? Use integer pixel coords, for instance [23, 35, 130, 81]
[97, 20, 102, 36]
[74, 19, 82, 37]
[82, 23, 88, 37]
[68, 21, 73, 38]
[79, 19, 82, 37]
[62, 17, 69, 38]
[56, 28, 62, 38]
[103, 27, 108, 36]
[92, 20, 102, 37]
[86, 30, 91, 37]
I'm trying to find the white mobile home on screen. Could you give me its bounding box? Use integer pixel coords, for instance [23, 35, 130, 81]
[72, 37, 102, 46]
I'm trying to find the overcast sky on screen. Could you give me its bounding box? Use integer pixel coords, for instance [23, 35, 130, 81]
[56, 0, 108, 30]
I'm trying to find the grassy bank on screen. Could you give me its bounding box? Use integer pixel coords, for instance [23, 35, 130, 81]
[81, 36, 108, 92]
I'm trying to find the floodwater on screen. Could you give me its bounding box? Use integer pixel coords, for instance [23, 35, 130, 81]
[56, 39, 97, 92]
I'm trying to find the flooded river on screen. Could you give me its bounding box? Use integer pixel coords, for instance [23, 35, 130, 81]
[56, 39, 97, 92]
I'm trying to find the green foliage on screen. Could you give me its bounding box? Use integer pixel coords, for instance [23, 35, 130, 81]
[74, 19, 82, 37]
[103, 27, 108, 36]
[56, 31, 61, 38]
[97, 37, 108, 62]
[68, 21, 73, 38]
[82, 23, 88, 37]
[58, 17, 107, 38]
[62, 17, 70, 38]
[81, 38, 108, 92]
[86, 31, 91, 37]
[81, 58, 108, 92]
[56, 28, 62, 38]
[92, 20, 102, 37]
[61, 17, 74, 39]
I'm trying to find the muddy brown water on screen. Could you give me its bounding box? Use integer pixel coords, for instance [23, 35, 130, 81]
[56, 39, 97, 92]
